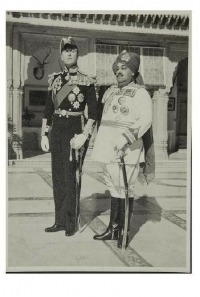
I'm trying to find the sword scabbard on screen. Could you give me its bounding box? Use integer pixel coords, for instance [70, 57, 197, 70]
[119, 155, 129, 250]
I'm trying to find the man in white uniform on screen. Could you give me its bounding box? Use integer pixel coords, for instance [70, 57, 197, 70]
[91, 50, 154, 248]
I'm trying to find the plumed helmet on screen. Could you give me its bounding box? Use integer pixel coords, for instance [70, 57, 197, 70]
[60, 36, 78, 53]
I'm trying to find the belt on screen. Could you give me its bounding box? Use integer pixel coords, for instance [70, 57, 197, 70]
[101, 119, 135, 129]
[54, 109, 84, 118]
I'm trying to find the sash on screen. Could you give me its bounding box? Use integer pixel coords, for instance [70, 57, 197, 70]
[139, 126, 155, 184]
[54, 83, 75, 109]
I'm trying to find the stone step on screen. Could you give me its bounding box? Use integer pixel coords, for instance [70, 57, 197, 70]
[8, 158, 187, 171]
[8, 149, 188, 180]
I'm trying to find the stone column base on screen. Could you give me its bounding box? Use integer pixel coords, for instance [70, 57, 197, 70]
[154, 141, 168, 160]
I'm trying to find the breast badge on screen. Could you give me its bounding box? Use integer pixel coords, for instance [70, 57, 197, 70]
[77, 93, 84, 102]
[68, 93, 76, 102]
[118, 97, 126, 105]
[123, 89, 137, 97]
[73, 101, 80, 109]
[73, 86, 80, 95]
[120, 105, 129, 116]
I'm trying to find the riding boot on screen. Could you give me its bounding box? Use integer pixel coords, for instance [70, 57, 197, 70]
[117, 198, 134, 249]
[93, 196, 120, 240]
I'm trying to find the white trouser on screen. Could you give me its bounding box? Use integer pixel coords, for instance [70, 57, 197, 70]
[101, 162, 139, 199]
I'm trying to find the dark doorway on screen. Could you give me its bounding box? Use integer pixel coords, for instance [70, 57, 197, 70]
[176, 57, 188, 149]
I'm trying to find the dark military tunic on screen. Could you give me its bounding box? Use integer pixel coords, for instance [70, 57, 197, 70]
[43, 68, 97, 233]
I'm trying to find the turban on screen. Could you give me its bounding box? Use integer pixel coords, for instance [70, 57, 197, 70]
[112, 50, 144, 85]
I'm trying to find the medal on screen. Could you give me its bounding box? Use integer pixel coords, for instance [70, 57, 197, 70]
[68, 93, 76, 102]
[112, 105, 119, 113]
[120, 105, 129, 115]
[118, 97, 126, 105]
[78, 93, 84, 102]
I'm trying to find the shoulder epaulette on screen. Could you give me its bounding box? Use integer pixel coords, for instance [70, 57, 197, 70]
[77, 71, 97, 85]
[78, 70, 96, 78]
[48, 71, 63, 90]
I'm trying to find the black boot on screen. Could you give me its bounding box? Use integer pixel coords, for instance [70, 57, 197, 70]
[117, 198, 134, 249]
[93, 196, 119, 240]
[45, 223, 65, 232]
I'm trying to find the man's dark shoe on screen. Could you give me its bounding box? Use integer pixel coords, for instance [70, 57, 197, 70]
[45, 224, 65, 232]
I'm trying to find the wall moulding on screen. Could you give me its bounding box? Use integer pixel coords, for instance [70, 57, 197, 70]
[21, 32, 89, 56]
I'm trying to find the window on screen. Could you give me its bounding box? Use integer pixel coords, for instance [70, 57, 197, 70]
[95, 44, 165, 86]
[24, 85, 49, 112]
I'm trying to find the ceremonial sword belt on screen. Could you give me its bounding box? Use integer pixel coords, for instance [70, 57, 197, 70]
[101, 119, 135, 129]
[54, 109, 84, 118]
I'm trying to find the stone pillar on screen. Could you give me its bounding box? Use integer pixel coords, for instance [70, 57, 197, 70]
[152, 88, 169, 160]
[6, 23, 13, 119]
[12, 84, 23, 137]
[7, 82, 13, 120]
[12, 27, 23, 159]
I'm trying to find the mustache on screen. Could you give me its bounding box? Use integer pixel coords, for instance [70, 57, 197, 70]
[116, 73, 123, 77]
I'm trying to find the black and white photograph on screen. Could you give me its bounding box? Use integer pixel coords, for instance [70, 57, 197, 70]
[6, 10, 191, 273]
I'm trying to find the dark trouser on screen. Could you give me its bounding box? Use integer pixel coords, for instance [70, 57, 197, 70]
[51, 115, 87, 233]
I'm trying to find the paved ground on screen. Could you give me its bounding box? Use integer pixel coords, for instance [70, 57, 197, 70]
[7, 157, 190, 272]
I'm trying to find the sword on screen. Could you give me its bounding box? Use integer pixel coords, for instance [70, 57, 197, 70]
[75, 146, 84, 233]
[118, 152, 129, 250]
[70, 135, 85, 233]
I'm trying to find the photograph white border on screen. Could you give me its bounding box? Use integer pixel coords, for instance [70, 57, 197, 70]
[1, 1, 199, 297]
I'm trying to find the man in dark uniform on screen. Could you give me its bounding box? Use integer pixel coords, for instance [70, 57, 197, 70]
[41, 36, 97, 236]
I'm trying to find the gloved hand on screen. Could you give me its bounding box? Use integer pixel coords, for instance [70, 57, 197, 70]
[41, 135, 49, 152]
[70, 134, 87, 150]
[113, 135, 127, 151]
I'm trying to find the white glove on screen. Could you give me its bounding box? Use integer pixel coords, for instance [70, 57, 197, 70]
[41, 135, 49, 152]
[113, 135, 128, 151]
[70, 134, 87, 150]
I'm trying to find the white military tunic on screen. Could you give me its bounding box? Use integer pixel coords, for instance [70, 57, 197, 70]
[91, 82, 152, 198]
